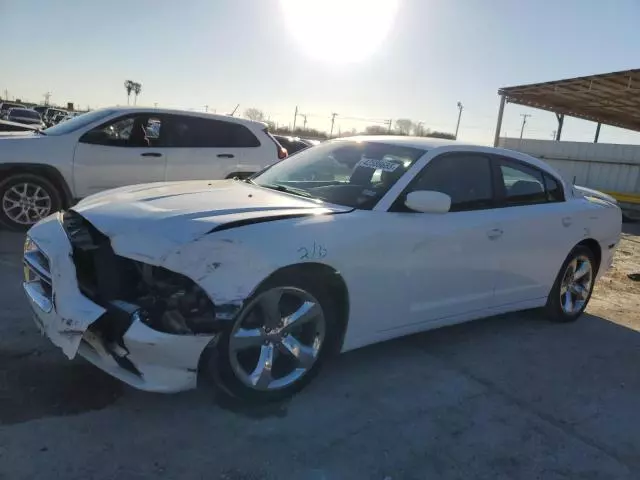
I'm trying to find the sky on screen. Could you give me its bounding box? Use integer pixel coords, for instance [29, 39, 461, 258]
[1, 0, 639, 145]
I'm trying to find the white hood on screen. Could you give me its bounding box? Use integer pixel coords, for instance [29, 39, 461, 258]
[72, 180, 350, 243]
[573, 185, 617, 204]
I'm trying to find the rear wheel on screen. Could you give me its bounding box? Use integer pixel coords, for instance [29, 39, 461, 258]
[204, 275, 339, 402]
[0, 173, 62, 230]
[545, 246, 596, 322]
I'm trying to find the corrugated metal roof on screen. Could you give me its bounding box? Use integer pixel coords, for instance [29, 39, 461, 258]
[499, 69, 640, 132]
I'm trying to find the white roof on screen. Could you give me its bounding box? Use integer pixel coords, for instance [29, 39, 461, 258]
[99, 106, 266, 128]
[335, 135, 565, 182]
[337, 135, 464, 150]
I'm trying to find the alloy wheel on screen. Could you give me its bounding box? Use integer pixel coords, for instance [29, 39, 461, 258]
[2, 182, 52, 225]
[559, 255, 593, 314]
[228, 287, 326, 391]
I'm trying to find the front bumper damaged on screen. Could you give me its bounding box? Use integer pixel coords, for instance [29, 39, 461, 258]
[23, 213, 218, 393]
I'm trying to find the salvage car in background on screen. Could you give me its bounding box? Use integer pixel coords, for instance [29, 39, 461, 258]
[23, 137, 621, 402]
[0, 107, 287, 229]
[5, 108, 45, 129]
[0, 119, 40, 134]
[272, 134, 313, 155]
[0, 102, 27, 119]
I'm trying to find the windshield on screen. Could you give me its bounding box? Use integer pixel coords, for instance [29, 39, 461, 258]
[43, 109, 116, 136]
[10, 109, 40, 119]
[252, 140, 426, 209]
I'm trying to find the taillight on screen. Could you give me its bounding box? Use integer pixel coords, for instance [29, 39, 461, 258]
[264, 128, 288, 161]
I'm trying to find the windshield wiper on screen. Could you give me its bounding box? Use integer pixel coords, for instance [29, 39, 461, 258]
[259, 183, 316, 199]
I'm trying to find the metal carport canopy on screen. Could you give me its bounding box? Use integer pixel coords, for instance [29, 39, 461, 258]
[493, 68, 640, 146]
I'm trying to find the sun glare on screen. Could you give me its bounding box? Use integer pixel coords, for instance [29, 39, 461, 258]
[279, 0, 400, 64]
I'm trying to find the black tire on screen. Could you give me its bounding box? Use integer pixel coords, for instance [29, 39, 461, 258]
[202, 272, 341, 403]
[544, 245, 596, 323]
[0, 173, 63, 231]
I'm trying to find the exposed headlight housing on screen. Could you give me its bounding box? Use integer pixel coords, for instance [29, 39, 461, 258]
[24, 236, 39, 254]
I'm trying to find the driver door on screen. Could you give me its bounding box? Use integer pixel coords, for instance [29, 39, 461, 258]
[376, 152, 502, 332]
[73, 113, 168, 198]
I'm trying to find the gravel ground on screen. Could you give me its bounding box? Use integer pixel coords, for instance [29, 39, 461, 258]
[0, 225, 638, 480]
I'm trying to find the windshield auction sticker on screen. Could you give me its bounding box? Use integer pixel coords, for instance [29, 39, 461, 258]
[356, 156, 400, 172]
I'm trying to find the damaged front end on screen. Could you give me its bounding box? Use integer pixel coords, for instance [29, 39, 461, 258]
[23, 210, 240, 392]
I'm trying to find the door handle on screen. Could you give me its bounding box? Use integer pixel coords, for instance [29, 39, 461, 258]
[141, 152, 162, 157]
[217, 153, 235, 158]
[562, 216, 573, 227]
[487, 228, 503, 240]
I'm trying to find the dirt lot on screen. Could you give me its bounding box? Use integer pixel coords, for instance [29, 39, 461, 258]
[0, 225, 638, 479]
[588, 222, 640, 329]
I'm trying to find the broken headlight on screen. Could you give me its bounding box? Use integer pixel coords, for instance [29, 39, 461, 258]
[132, 263, 219, 335]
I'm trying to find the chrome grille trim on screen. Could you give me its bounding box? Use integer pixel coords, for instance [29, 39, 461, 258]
[24, 250, 52, 287]
[23, 281, 53, 313]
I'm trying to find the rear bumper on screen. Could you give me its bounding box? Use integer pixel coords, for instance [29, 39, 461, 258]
[23, 214, 217, 393]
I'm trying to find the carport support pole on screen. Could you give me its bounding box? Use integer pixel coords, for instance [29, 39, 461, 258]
[555, 114, 564, 141]
[594, 122, 601, 143]
[493, 95, 506, 147]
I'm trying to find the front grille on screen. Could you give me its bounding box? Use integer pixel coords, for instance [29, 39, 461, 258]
[62, 210, 104, 298]
[23, 242, 53, 312]
[61, 210, 138, 303]
[23, 248, 53, 299]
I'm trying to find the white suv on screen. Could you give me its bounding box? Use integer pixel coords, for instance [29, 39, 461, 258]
[0, 107, 287, 229]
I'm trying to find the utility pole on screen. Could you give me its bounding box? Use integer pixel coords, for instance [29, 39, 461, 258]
[3, 89, 7, 101]
[154, 102, 158, 108]
[386, 119, 392, 134]
[301, 114, 307, 130]
[292, 105, 298, 130]
[519, 113, 531, 139]
[204, 105, 208, 112]
[43, 92, 52, 106]
[455, 101, 464, 139]
[329, 112, 338, 138]
[416, 121, 424, 136]
[551, 130, 556, 139]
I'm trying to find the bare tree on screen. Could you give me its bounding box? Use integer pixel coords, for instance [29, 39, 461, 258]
[395, 118, 413, 135]
[133, 82, 142, 105]
[124, 80, 134, 105]
[364, 125, 388, 135]
[425, 130, 456, 140]
[413, 122, 425, 136]
[244, 108, 265, 122]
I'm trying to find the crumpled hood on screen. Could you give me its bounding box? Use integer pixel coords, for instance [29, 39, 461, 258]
[72, 180, 350, 243]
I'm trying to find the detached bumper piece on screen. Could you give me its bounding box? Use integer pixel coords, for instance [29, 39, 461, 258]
[23, 211, 224, 393]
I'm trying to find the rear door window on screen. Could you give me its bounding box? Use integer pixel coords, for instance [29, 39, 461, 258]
[166, 116, 260, 148]
[496, 157, 564, 206]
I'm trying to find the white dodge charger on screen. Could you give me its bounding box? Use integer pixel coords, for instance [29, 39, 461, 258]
[23, 137, 622, 402]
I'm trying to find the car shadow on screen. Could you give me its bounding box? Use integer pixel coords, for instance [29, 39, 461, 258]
[309, 309, 640, 468]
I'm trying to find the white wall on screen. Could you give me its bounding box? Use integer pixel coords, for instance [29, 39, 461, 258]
[499, 138, 640, 194]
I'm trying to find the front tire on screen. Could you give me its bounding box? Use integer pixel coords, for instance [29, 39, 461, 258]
[204, 274, 340, 403]
[0, 173, 62, 231]
[545, 246, 596, 323]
